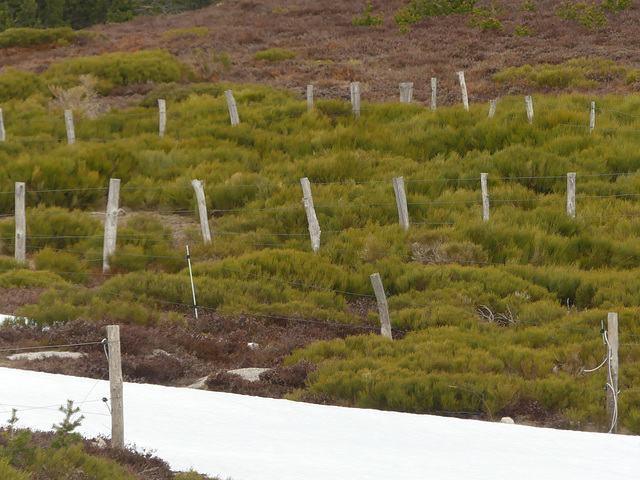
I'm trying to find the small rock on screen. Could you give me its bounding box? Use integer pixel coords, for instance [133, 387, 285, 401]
[187, 376, 209, 390]
[247, 342, 259, 349]
[227, 367, 270, 382]
[500, 417, 515, 424]
[7, 351, 86, 361]
[90, 437, 107, 449]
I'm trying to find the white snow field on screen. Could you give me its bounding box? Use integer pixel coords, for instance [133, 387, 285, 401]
[0, 367, 639, 480]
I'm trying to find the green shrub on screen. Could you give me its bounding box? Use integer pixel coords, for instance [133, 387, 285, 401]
[519, 0, 537, 12]
[353, 2, 384, 26]
[0, 27, 76, 49]
[43, 49, 197, 94]
[161, 27, 209, 39]
[602, 0, 632, 11]
[556, 2, 609, 28]
[512, 25, 534, 36]
[394, 0, 477, 33]
[34, 249, 89, 284]
[253, 48, 298, 62]
[0, 69, 44, 102]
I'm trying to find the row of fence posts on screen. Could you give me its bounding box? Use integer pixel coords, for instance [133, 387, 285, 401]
[0, 71, 602, 142]
[7, 171, 587, 271]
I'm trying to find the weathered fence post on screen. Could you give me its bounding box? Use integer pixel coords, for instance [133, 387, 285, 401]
[103, 178, 121, 272]
[14, 182, 25, 264]
[392, 176, 410, 230]
[300, 177, 321, 252]
[64, 109, 75, 145]
[399, 82, 413, 104]
[350, 82, 361, 118]
[457, 71, 469, 111]
[430, 78, 437, 111]
[225, 90, 240, 126]
[106, 325, 124, 449]
[307, 85, 314, 114]
[607, 312, 619, 434]
[590, 101, 596, 134]
[525, 96, 534, 124]
[0, 108, 5, 142]
[370, 273, 392, 339]
[488, 99, 497, 118]
[481, 172, 489, 222]
[567, 172, 576, 219]
[158, 99, 166, 137]
[190, 179, 212, 244]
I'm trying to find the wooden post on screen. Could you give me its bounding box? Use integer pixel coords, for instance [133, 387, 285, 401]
[399, 82, 413, 104]
[481, 172, 489, 222]
[350, 82, 361, 118]
[590, 101, 595, 134]
[392, 176, 410, 230]
[14, 182, 25, 264]
[300, 177, 321, 252]
[525, 96, 534, 124]
[370, 273, 392, 339]
[430, 78, 437, 111]
[158, 99, 166, 137]
[106, 325, 124, 449]
[307, 85, 314, 114]
[488, 100, 497, 118]
[567, 172, 576, 219]
[225, 90, 240, 126]
[0, 108, 5, 142]
[607, 312, 619, 434]
[457, 71, 469, 111]
[190, 179, 212, 244]
[103, 178, 121, 272]
[64, 109, 75, 145]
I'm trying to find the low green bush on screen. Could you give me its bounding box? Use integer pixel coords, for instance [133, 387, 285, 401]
[0, 69, 44, 102]
[253, 48, 298, 62]
[394, 0, 477, 33]
[353, 2, 384, 26]
[556, 2, 608, 28]
[0, 27, 76, 49]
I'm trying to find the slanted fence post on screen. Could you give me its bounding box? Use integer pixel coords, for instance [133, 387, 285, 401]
[370, 273, 392, 339]
[567, 172, 576, 219]
[103, 178, 121, 272]
[488, 100, 497, 118]
[225, 90, 240, 126]
[392, 176, 410, 230]
[399, 83, 413, 104]
[590, 102, 596, 134]
[300, 177, 321, 252]
[525, 96, 534, 124]
[106, 325, 124, 449]
[0, 108, 5, 142]
[607, 312, 619, 434]
[481, 172, 490, 222]
[430, 78, 437, 111]
[307, 85, 314, 114]
[190, 179, 212, 244]
[457, 71, 469, 111]
[158, 99, 166, 137]
[14, 182, 25, 264]
[64, 109, 75, 145]
[350, 82, 361, 118]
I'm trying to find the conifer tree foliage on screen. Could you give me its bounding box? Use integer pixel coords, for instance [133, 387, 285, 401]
[0, 0, 219, 30]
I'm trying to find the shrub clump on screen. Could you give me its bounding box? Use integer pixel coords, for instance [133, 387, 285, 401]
[353, 2, 384, 27]
[253, 48, 298, 62]
[394, 0, 477, 33]
[0, 27, 76, 49]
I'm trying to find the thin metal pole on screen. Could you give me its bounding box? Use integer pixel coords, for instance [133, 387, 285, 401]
[186, 245, 198, 320]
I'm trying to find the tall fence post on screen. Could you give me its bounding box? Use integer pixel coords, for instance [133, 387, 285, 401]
[300, 177, 321, 252]
[225, 90, 240, 126]
[457, 71, 469, 111]
[350, 82, 361, 118]
[64, 109, 75, 145]
[392, 176, 410, 230]
[370, 273, 392, 339]
[590, 101, 596, 134]
[488, 99, 497, 118]
[158, 99, 166, 137]
[307, 85, 314, 114]
[399, 82, 413, 104]
[430, 78, 437, 111]
[481, 172, 490, 222]
[103, 178, 121, 273]
[106, 325, 124, 449]
[190, 179, 212, 244]
[14, 182, 25, 264]
[607, 312, 619, 434]
[525, 96, 534, 124]
[567, 172, 576, 219]
[0, 108, 5, 142]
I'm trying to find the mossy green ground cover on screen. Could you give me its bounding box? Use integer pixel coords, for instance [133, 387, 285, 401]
[2, 55, 640, 431]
